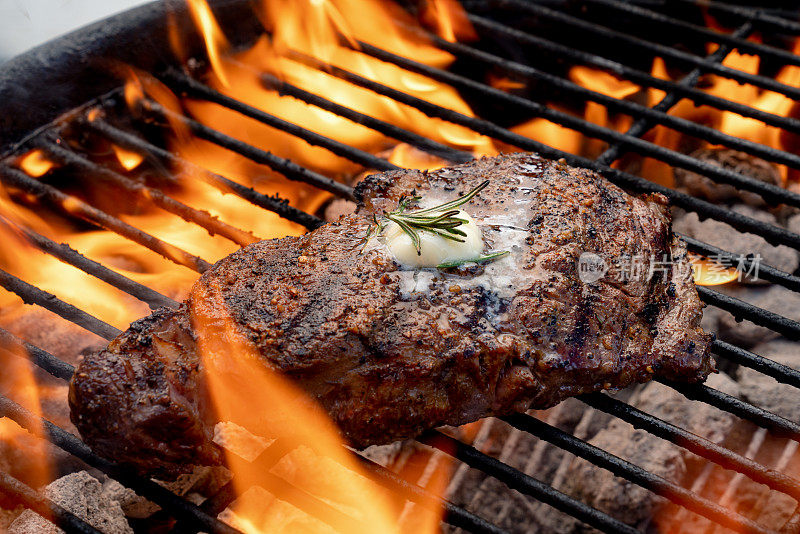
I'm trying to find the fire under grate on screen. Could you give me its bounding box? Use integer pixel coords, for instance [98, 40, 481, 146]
[1, 0, 800, 533]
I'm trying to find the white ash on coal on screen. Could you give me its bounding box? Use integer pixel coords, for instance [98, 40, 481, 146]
[737, 339, 800, 422]
[439, 396, 623, 533]
[8, 472, 132, 534]
[536, 373, 739, 534]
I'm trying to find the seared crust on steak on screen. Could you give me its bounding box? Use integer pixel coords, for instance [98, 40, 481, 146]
[69, 153, 713, 476]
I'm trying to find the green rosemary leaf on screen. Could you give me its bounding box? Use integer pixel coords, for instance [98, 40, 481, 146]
[397, 194, 421, 213]
[387, 214, 422, 254]
[377, 180, 493, 255]
[426, 227, 467, 242]
[411, 180, 489, 216]
[359, 224, 377, 254]
[436, 250, 510, 269]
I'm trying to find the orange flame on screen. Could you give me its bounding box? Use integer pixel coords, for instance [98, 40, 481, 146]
[18, 149, 54, 178]
[419, 0, 477, 43]
[690, 255, 740, 286]
[190, 279, 443, 533]
[186, 0, 231, 87]
[488, 74, 526, 91]
[163, 0, 494, 181]
[112, 144, 145, 171]
[0, 338, 51, 497]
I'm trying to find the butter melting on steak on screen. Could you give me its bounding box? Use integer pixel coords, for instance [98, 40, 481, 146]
[69, 153, 713, 476]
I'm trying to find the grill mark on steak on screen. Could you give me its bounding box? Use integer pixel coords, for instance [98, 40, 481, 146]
[69, 153, 713, 477]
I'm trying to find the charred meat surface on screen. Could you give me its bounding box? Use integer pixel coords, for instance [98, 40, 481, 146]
[69, 153, 713, 476]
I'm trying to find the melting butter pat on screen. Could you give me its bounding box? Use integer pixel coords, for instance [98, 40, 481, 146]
[383, 210, 484, 268]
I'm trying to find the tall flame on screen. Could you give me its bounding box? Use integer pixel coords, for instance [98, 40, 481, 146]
[186, 0, 231, 87]
[0, 338, 51, 498]
[159, 0, 494, 182]
[419, 0, 477, 43]
[190, 280, 443, 533]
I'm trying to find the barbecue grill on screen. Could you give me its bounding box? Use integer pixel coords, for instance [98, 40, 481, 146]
[1, 0, 800, 532]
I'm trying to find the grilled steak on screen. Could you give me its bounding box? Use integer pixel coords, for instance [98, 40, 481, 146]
[69, 153, 713, 476]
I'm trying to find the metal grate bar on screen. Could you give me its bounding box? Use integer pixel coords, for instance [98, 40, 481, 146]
[581, 392, 800, 500]
[659, 379, 800, 442]
[417, 431, 640, 534]
[0, 165, 212, 273]
[0, 470, 102, 534]
[0, 327, 75, 380]
[0, 394, 243, 534]
[587, 0, 800, 68]
[161, 73, 399, 173]
[504, 0, 800, 101]
[40, 139, 259, 247]
[0, 268, 120, 341]
[711, 339, 800, 391]
[142, 100, 355, 200]
[592, 19, 750, 173]
[502, 413, 773, 534]
[465, 13, 800, 137]
[279, 48, 800, 251]
[10, 222, 176, 309]
[354, 39, 800, 209]
[82, 117, 324, 230]
[423, 21, 800, 177]
[697, 286, 800, 340]
[675, 0, 800, 35]
[257, 71, 473, 164]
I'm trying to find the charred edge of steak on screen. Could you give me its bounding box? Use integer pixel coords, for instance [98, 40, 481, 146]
[68, 307, 223, 479]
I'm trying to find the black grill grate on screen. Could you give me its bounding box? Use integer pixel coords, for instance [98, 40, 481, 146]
[1, 1, 800, 533]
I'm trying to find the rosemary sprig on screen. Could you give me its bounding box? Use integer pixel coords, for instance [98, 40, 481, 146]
[436, 250, 510, 269]
[383, 180, 489, 255]
[361, 179, 509, 267]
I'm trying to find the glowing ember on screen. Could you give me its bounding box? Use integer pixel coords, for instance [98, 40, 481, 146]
[488, 74, 526, 91]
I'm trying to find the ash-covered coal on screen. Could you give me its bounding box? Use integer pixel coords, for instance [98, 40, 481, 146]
[535, 373, 739, 534]
[673, 205, 799, 277]
[8, 472, 132, 534]
[703, 284, 800, 349]
[737, 339, 800, 421]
